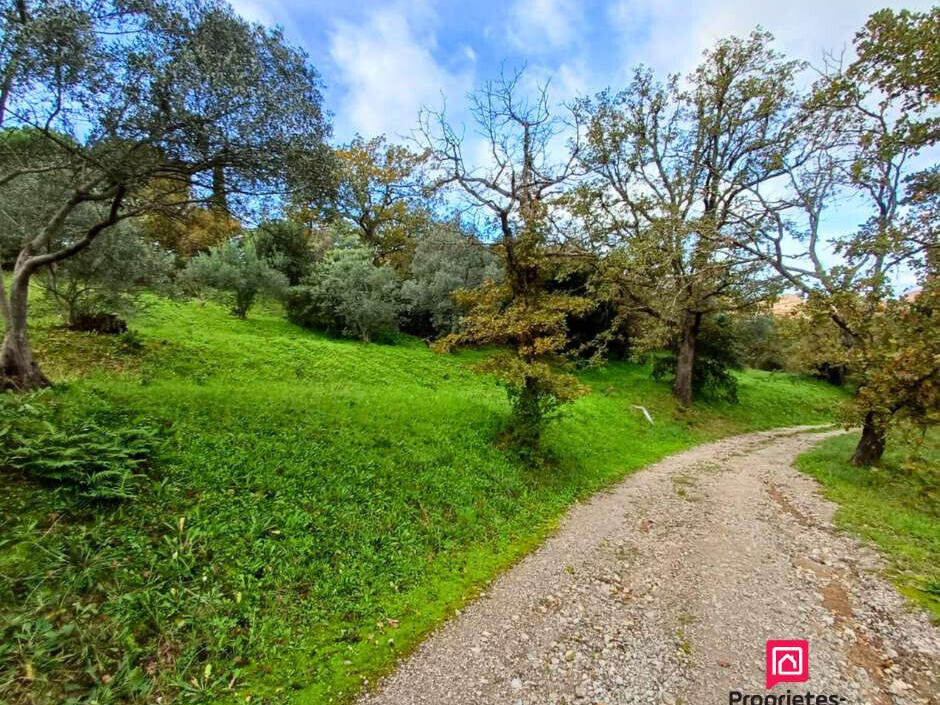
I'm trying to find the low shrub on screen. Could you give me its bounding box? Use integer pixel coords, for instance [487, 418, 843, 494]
[68, 312, 128, 335]
[285, 247, 400, 342]
[0, 393, 161, 501]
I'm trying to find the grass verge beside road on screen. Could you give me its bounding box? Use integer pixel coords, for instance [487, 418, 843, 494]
[797, 433, 940, 620]
[1, 296, 846, 704]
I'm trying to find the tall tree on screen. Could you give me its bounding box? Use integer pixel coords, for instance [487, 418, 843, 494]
[139, 196, 242, 263]
[574, 32, 795, 405]
[731, 8, 939, 465]
[419, 70, 591, 450]
[850, 6, 940, 145]
[296, 134, 431, 269]
[0, 0, 331, 390]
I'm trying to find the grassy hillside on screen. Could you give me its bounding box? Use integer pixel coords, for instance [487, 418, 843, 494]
[1, 296, 846, 705]
[797, 434, 940, 620]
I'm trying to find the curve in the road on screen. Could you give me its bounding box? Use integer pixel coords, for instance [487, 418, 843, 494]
[357, 427, 939, 705]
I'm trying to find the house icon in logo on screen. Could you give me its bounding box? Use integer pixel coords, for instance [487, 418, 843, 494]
[766, 640, 809, 689]
[773, 649, 801, 675]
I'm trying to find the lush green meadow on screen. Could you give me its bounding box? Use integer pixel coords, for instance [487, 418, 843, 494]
[797, 434, 940, 620]
[1, 297, 845, 704]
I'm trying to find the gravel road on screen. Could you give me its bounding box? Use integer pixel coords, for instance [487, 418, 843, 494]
[357, 427, 939, 705]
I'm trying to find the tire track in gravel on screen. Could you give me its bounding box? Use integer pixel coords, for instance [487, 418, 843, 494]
[356, 427, 939, 705]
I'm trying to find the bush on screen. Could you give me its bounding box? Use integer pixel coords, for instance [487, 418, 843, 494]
[734, 314, 788, 371]
[652, 314, 741, 402]
[399, 224, 500, 337]
[0, 393, 161, 500]
[184, 240, 288, 318]
[489, 355, 586, 453]
[285, 247, 400, 341]
[252, 219, 316, 285]
[37, 223, 174, 328]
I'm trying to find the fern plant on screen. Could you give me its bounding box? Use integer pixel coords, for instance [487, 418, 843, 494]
[0, 392, 160, 500]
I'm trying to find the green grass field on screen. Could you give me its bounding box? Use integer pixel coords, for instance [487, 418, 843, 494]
[797, 433, 940, 620]
[1, 295, 846, 704]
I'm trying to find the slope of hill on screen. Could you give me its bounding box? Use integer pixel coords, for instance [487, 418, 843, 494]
[0, 297, 845, 704]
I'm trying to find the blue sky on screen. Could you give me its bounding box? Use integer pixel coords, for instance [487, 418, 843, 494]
[229, 0, 935, 142]
[230, 0, 934, 291]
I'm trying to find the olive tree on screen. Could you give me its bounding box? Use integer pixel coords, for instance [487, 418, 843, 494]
[400, 222, 500, 337]
[285, 247, 400, 342]
[184, 240, 288, 318]
[38, 222, 174, 328]
[0, 0, 331, 389]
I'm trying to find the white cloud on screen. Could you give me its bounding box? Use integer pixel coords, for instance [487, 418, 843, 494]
[328, 7, 473, 140]
[506, 0, 583, 53]
[608, 0, 936, 80]
[228, 0, 302, 36]
[228, 0, 276, 25]
[554, 61, 591, 99]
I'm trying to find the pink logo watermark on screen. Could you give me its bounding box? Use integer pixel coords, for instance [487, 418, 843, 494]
[765, 640, 809, 689]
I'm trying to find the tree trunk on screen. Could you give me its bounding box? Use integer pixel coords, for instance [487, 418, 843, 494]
[508, 375, 543, 449]
[673, 311, 700, 406]
[820, 363, 846, 386]
[211, 165, 229, 214]
[851, 411, 886, 467]
[1, 266, 49, 391]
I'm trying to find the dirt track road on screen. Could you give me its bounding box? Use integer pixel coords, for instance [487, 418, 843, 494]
[358, 427, 939, 705]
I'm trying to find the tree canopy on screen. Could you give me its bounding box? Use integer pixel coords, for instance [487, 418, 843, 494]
[0, 3, 936, 466]
[0, 0, 332, 389]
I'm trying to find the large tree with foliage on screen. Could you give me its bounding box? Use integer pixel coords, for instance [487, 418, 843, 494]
[294, 134, 431, 269]
[731, 8, 939, 465]
[0, 0, 331, 390]
[419, 70, 592, 450]
[573, 32, 797, 405]
[139, 199, 242, 263]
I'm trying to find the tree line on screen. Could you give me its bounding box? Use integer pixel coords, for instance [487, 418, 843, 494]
[1, 1, 937, 467]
